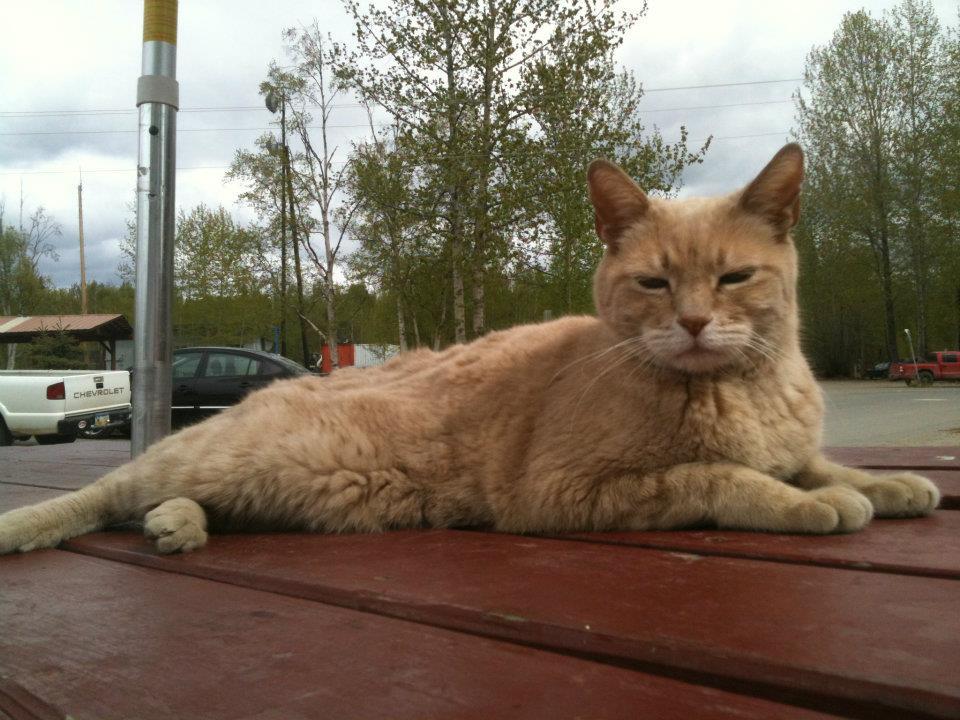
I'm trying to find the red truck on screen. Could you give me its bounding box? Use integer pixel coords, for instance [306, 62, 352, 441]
[888, 350, 960, 384]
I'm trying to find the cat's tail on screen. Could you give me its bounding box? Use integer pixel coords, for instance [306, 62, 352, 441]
[0, 462, 156, 554]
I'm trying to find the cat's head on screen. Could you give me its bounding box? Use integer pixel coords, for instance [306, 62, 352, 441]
[588, 144, 803, 375]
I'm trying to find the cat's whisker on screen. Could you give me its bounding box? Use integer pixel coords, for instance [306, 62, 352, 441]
[550, 336, 640, 384]
[569, 338, 648, 415]
[746, 337, 786, 365]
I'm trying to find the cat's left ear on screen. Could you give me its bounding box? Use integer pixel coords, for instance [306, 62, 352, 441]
[738, 143, 804, 235]
[587, 159, 649, 251]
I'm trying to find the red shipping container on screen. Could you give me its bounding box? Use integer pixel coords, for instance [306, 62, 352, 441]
[319, 343, 355, 374]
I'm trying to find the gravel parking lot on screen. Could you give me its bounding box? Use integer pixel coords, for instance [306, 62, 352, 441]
[821, 380, 960, 447]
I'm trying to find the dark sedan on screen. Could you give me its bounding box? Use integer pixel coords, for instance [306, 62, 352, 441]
[88, 347, 311, 437]
[170, 347, 310, 426]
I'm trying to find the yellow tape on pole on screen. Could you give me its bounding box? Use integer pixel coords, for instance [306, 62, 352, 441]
[143, 0, 178, 44]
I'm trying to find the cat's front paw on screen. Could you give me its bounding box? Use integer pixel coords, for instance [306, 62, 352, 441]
[858, 473, 940, 518]
[784, 486, 873, 534]
[144, 498, 208, 554]
[0, 507, 61, 554]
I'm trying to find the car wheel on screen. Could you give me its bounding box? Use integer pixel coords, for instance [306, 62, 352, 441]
[918, 371, 934, 386]
[0, 418, 12, 446]
[35, 433, 78, 445]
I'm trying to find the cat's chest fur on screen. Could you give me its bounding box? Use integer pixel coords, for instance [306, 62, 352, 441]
[609, 369, 823, 480]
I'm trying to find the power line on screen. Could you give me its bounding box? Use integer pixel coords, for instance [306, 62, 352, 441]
[0, 98, 795, 138]
[643, 78, 801, 92]
[0, 78, 803, 118]
[0, 131, 793, 177]
[0, 104, 790, 137]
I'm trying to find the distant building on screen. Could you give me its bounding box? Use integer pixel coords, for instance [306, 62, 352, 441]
[318, 343, 399, 373]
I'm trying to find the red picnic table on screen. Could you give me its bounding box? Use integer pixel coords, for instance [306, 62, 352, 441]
[1, 441, 959, 720]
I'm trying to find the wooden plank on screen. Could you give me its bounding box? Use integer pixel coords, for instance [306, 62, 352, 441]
[1, 439, 129, 461]
[0, 484, 68, 514]
[64, 530, 960, 719]
[0, 678, 65, 720]
[0, 466, 106, 490]
[915, 470, 960, 509]
[0, 551, 840, 720]
[564, 512, 960, 579]
[825, 447, 960, 470]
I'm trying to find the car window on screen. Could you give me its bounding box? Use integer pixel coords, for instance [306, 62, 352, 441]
[172, 352, 203, 379]
[259, 360, 285, 377]
[267, 354, 310, 375]
[944, 354, 958, 364]
[203, 352, 260, 378]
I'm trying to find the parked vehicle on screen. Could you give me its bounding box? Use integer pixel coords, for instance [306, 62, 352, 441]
[117, 347, 310, 433]
[888, 351, 960, 385]
[865, 361, 891, 379]
[169, 347, 310, 425]
[0, 370, 131, 445]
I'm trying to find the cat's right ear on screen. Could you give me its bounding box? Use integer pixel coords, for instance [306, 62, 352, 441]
[587, 159, 649, 251]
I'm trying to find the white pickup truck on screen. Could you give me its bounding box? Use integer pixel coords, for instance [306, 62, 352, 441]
[0, 370, 131, 445]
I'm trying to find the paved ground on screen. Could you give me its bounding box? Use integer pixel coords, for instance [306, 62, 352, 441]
[10, 379, 957, 449]
[821, 380, 960, 447]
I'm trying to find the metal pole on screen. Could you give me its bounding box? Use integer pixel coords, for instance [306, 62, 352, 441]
[77, 174, 88, 314]
[132, 0, 178, 457]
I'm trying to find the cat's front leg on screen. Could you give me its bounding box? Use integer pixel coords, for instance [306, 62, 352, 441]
[791, 454, 940, 518]
[624, 462, 873, 534]
[510, 462, 873, 535]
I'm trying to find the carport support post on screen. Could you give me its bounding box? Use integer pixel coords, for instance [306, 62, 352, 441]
[132, 0, 178, 457]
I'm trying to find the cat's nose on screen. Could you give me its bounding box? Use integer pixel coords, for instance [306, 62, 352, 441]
[678, 316, 711, 337]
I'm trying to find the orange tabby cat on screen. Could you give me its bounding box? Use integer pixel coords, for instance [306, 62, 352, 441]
[0, 144, 939, 555]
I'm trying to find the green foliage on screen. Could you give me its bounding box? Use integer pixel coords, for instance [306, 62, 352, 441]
[0, 226, 46, 319]
[335, 0, 708, 348]
[17, 329, 88, 370]
[795, 0, 960, 374]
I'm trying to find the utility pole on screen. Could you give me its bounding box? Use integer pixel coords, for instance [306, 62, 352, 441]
[265, 92, 289, 358]
[132, 0, 178, 457]
[77, 172, 88, 314]
[281, 115, 311, 367]
[279, 101, 288, 358]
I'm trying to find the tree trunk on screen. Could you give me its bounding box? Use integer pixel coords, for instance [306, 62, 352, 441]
[468, 0, 497, 340]
[471, 265, 485, 337]
[451, 244, 466, 343]
[878, 228, 899, 362]
[396, 295, 407, 352]
[442, 7, 467, 344]
[325, 269, 339, 370]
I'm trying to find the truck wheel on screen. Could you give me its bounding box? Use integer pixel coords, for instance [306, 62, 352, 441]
[35, 433, 77, 445]
[0, 418, 12, 446]
[918, 371, 934, 386]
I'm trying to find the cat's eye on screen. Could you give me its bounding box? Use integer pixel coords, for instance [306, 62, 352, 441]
[719, 269, 756, 286]
[636, 276, 670, 291]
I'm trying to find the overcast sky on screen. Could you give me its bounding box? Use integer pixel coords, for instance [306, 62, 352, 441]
[1, 0, 956, 290]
